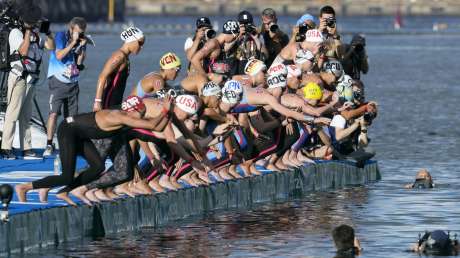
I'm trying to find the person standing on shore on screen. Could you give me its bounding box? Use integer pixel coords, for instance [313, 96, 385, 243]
[92, 27, 144, 111]
[43, 17, 88, 157]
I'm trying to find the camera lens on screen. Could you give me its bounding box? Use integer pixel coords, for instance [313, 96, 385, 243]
[205, 29, 216, 39]
[269, 24, 278, 33]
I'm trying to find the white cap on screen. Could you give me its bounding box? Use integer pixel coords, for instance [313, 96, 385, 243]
[322, 59, 343, 78]
[175, 95, 200, 115]
[201, 81, 221, 97]
[305, 29, 324, 43]
[244, 59, 266, 76]
[267, 74, 287, 89]
[267, 63, 288, 77]
[221, 80, 243, 104]
[295, 49, 314, 65]
[287, 65, 301, 78]
[120, 27, 144, 43]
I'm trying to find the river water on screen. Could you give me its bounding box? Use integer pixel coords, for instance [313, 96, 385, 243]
[16, 15, 460, 257]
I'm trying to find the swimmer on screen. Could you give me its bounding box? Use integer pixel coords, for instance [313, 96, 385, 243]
[410, 230, 459, 255]
[405, 169, 434, 189]
[332, 224, 362, 258]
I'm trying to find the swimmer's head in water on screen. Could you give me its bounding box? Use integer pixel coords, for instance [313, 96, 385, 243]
[413, 169, 434, 188]
[418, 230, 458, 255]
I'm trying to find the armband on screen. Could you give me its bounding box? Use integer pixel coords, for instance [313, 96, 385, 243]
[94, 98, 102, 103]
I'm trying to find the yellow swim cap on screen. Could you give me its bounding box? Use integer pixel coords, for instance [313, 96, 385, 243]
[160, 52, 181, 69]
[302, 82, 323, 100]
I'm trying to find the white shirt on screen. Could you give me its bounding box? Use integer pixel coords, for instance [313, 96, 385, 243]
[184, 37, 193, 51]
[330, 114, 347, 129]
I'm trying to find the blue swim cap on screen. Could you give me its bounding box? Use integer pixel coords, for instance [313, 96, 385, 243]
[296, 14, 317, 26]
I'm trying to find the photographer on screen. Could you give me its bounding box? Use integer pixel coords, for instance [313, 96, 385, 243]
[1, 4, 54, 160]
[341, 34, 369, 80]
[234, 10, 267, 74]
[260, 8, 289, 67]
[318, 6, 342, 61]
[43, 17, 88, 156]
[184, 17, 216, 74]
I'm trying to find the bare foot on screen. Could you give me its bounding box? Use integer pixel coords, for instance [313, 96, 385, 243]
[240, 164, 252, 177]
[69, 187, 93, 206]
[179, 173, 198, 187]
[104, 188, 120, 200]
[56, 192, 78, 206]
[297, 152, 315, 164]
[209, 171, 224, 182]
[114, 184, 137, 197]
[133, 180, 154, 195]
[170, 177, 183, 189]
[94, 189, 112, 201]
[198, 172, 211, 185]
[266, 163, 281, 172]
[275, 159, 289, 170]
[38, 188, 50, 203]
[148, 178, 166, 193]
[191, 172, 206, 186]
[219, 167, 234, 180]
[85, 189, 101, 203]
[228, 165, 243, 179]
[15, 183, 32, 203]
[249, 164, 262, 176]
[159, 175, 178, 191]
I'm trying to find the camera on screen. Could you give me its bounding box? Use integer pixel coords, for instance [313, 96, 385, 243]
[295, 23, 314, 42]
[351, 34, 366, 52]
[269, 23, 278, 33]
[363, 111, 377, 125]
[243, 23, 257, 35]
[204, 28, 216, 40]
[37, 19, 50, 34]
[326, 17, 336, 28]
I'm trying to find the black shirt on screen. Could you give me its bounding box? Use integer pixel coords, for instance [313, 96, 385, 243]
[262, 30, 289, 67]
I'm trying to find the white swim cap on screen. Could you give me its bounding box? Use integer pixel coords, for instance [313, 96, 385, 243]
[267, 74, 287, 89]
[175, 95, 200, 115]
[287, 65, 302, 78]
[120, 27, 144, 43]
[244, 59, 266, 76]
[305, 29, 324, 43]
[295, 49, 314, 65]
[221, 80, 243, 104]
[336, 74, 354, 102]
[322, 59, 343, 78]
[201, 81, 221, 97]
[267, 63, 288, 77]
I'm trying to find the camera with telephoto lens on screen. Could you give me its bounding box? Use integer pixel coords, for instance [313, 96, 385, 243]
[37, 19, 50, 34]
[295, 23, 314, 42]
[351, 34, 366, 52]
[269, 23, 278, 33]
[326, 17, 336, 28]
[204, 28, 216, 40]
[243, 23, 257, 35]
[363, 111, 377, 125]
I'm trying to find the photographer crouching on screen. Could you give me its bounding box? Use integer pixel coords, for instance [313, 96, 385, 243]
[260, 8, 289, 67]
[1, 4, 54, 160]
[341, 34, 369, 80]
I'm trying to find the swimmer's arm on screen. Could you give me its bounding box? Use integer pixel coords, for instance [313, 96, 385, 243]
[265, 94, 312, 122]
[171, 115, 204, 156]
[94, 52, 125, 105]
[340, 104, 367, 120]
[185, 30, 204, 61]
[203, 108, 227, 123]
[115, 112, 160, 130]
[191, 40, 216, 74]
[316, 126, 332, 146]
[164, 123, 196, 163]
[138, 140, 155, 161]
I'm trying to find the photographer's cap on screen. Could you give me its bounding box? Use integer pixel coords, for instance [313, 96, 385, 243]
[196, 17, 212, 28]
[305, 29, 324, 43]
[223, 20, 240, 35]
[296, 13, 317, 26]
[238, 10, 254, 24]
[120, 27, 144, 43]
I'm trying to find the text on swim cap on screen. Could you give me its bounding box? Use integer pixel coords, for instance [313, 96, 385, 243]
[121, 27, 141, 40]
[121, 96, 141, 111]
[161, 54, 178, 66]
[177, 96, 198, 110]
[267, 74, 286, 86]
[226, 81, 242, 91]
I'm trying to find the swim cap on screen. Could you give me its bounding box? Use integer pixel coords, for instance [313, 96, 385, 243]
[287, 65, 302, 78]
[201, 81, 221, 97]
[422, 230, 451, 252]
[244, 59, 266, 76]
[295, 49, 315, 65]
[221, 80, 243, 104]
[267, 63, 288, 77]
[121, 95, 146, 113]
[223, 20, 240, 35]
[336, 74, 353, 101]
[160, 52, 181, 70]
[120, 27, 144, 43]
[175, 95, 200, 115]
[302, 82, 323, 100]
[322, 59, 343, 78]
[305, 29, 324, 43]
[267, 74, 287, 89]
[209, 61, 230, 75]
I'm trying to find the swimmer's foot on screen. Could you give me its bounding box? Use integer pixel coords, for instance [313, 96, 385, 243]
[56, 192, 79, 207]
[148, 178, 166, 193]
[249, 164, 262, 176]
[94, 189, 112, 201]
[228, 165, 243, 179]
[84, 189, 101, 203]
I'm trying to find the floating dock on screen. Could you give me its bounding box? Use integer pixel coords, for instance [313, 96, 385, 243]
[0, 158, 380, 255]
